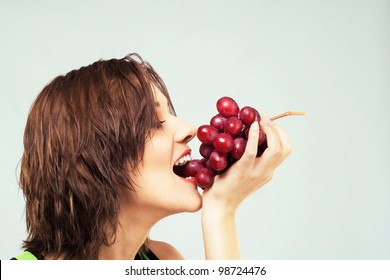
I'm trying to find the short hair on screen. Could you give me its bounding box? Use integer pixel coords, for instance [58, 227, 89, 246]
[19, 53, 174, 259]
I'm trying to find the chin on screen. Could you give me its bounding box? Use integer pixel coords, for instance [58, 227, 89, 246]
[187, 200, 202, 213]
[173, 192, 202, 214]
[185, 193, 203, 213]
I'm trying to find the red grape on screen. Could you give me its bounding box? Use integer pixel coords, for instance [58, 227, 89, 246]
[213, 133, 234, 153]
[216, 96, 240, 117]
[257, 138, 268, 157]
[183, 159, 204, 178]
[230, 137, 247, 160]
[224, 116, 243, 137]
[239, 106, 261, 126]
[195, 168, 215, 189]
[197, 125, 218, 145]
[258, 129, 266, 146]
[199, 143, 214, 159]
[210, 114, 227, 132]
[209, 150, 228, 171]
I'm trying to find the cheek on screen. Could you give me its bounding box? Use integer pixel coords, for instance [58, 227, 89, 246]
[134, 140, 175, 192]
[143, 136, 173, 170]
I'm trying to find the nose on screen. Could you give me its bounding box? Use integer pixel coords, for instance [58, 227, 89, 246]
[174, 117, 197, 143]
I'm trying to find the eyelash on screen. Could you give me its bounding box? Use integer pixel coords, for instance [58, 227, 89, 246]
[154, 120, 165, 129]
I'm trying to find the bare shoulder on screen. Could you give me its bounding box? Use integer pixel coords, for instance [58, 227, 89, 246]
[148, 239, 185, 260]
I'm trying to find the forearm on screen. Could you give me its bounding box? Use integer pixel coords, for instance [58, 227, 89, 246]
[201, 204, 240, 260]
[200, 116, 291, 259]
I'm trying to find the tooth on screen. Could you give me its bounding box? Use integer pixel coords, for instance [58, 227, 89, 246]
[174, 153, 192, 166]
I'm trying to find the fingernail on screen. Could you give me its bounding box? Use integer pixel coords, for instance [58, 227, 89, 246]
[251, 121, 259, 131]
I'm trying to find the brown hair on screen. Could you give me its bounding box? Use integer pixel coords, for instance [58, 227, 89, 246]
[19, 53, 174, 259]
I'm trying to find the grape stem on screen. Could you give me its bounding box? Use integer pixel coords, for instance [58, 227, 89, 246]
[270, 111, 307, 121]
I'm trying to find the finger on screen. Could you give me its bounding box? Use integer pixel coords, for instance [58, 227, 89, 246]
[274, 126, 292, 157]
[260, 113, 282, 154]
[260, 126, 290, 169]
[257, 113, 283, 167]
[235, 121, 259, 168]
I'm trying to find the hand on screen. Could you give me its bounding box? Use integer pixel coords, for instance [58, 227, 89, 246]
[202, 113, 292, 212]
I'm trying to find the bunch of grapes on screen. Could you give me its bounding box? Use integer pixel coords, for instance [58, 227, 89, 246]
[176, 96, 305, 189]
[183, 97, 268, 189]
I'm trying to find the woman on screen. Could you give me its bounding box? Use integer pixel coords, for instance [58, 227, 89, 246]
[15, 53, 291, 260]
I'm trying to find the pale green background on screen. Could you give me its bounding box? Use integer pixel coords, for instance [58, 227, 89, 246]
[1, 0, 389, 259]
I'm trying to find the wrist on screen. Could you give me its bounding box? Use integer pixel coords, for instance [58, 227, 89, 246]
[201, 196, 240, 260]
[201, 199, 237, 222]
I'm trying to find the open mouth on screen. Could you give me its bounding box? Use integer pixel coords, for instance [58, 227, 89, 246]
[173, 151, 193, 179]
[173, 150, 206, 185]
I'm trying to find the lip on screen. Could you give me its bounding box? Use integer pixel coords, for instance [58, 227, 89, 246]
[182, 177, 196, 184]
[173, 148, 196, 185]
[175, 148, 192, 163]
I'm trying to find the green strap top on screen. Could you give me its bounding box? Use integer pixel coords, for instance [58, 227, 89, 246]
[14, 251, 38, 260]
[14, 249, 158, 260]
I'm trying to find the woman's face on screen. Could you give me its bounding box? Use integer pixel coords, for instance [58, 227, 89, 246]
[128, 88, 202, 215]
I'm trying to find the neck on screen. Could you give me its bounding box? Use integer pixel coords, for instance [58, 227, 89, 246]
[98, 202, 170, 260]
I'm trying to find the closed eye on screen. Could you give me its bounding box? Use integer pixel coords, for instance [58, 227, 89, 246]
[153, 120, 166, 129]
